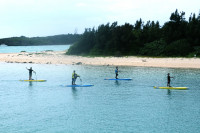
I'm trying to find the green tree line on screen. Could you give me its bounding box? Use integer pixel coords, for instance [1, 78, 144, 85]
[67, 9, 200, 57]
[0, 34, 81, 46]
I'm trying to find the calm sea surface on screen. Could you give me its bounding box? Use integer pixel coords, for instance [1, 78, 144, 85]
[0, 62, 200, 133]
[0, 45, 70, 53]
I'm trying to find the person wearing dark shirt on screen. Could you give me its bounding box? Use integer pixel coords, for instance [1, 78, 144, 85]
[26, 67, 36, 80]
[167, 73, 173, 87]
[115, 66, 119, 79]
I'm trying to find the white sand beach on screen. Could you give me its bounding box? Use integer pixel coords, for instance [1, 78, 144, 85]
[0, 50, 200, 68]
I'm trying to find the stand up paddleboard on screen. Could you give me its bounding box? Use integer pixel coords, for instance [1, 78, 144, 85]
[65, 84, 94, 87]
[154, 86, 188, 90]
[20, 80, 46, 82]
[104, 78, 132, 80]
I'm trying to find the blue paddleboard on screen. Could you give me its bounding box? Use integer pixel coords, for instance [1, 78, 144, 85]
[104, 78, 132, 80]
[66, 84, 94, 87]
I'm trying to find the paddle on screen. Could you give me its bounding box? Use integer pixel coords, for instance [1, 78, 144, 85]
[170, 76, 175, 87]
[34, 72, 37, 81]
[79, 77, 82, 85]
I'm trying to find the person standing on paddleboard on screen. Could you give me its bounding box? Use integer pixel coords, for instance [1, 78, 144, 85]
[115, 66, 119, 79]
[72, 70, 80, 85]
[26, 67, 36, 80]
[167, 73, 174, 87]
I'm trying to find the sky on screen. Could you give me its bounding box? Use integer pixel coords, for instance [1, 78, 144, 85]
[0, 0, 200, 38]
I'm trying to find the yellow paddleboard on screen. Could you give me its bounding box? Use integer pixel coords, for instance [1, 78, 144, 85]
[154, 86, 188, 90]
[20, 80, 46, 82]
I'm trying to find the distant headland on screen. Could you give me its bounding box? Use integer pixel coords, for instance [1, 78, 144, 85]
[0, 34, 81, 46]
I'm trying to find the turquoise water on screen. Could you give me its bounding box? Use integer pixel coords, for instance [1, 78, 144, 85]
[0, 45, 70, 53]
[0, 62, 200, 133]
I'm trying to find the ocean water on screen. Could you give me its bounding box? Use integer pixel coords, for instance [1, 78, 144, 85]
[0, 45, 71, 53]
[0, 62, 200, 133]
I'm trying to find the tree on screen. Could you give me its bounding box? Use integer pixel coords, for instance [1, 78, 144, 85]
[162, 9, 188, 43]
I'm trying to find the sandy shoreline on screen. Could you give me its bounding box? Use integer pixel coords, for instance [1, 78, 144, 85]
[0, 51, 200, 69]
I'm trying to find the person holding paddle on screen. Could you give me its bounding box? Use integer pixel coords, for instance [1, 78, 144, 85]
[72, 70, 80, 85]
[167, 73, 174, 87]
[26, 67, 36, 80]
[115, 66, 119, 79]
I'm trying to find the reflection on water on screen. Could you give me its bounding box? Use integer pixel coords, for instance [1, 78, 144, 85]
[167, 89, 171, 95]
[71, 87, 78, 97]
[115, 80, 120, 86]
[29, 81, 33, 87]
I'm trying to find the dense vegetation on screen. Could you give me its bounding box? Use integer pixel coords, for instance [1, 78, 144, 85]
[0, 34, 81, 46]
[67, 10, 200, 57]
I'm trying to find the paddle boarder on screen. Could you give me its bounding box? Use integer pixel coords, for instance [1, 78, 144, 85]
[115, 66, 119, 79]
[167, 73, 174, 87]
[72, 70, 80, 85]
[26, 67, 36, 80]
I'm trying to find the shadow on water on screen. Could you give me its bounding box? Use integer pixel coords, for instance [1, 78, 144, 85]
[167, 89, 171, 95]
[115, 80, 120, 86]
[29, 81, 33, 87]
[166, 89, 176, 100]
[71, 87, 79, 99]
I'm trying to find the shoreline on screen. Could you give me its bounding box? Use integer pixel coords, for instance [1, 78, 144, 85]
[0, 51, 200, 69]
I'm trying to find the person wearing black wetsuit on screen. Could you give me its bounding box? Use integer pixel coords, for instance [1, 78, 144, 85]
[167, 73, 173, 87]
[115, 66, 119, 79]
[26, 67, 36, 80]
